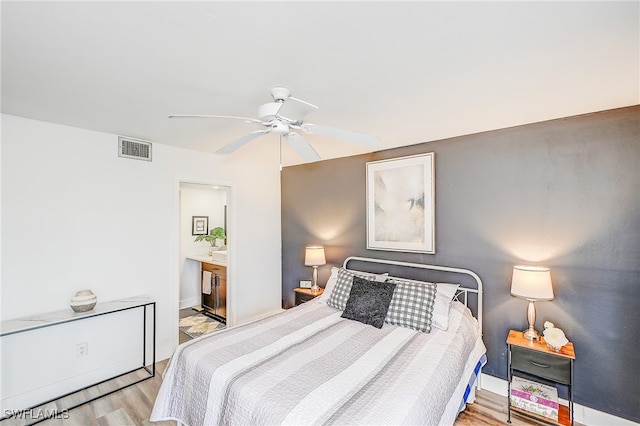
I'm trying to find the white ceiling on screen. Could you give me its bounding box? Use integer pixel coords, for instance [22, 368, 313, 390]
[2, 1, 638, 166]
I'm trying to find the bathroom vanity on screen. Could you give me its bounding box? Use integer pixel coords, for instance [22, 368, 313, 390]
[186, 253, 227, 323]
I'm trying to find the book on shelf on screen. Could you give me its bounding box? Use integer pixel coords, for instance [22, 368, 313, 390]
[511, 376, 559, 421]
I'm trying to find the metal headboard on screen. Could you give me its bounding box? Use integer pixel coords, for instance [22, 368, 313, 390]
[343, 256, 483, 335]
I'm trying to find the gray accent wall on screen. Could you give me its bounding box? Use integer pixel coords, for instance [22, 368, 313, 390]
[281, 106, 640, 422]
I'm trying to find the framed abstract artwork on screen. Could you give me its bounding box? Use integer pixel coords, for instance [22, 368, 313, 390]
[366, 153, 435, 253]
[192, 216, 209, 236]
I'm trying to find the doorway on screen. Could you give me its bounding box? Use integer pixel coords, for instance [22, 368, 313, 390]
[178, 182, 230, 343]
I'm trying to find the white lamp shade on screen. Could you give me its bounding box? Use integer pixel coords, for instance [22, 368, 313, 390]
[304, 246, 326, 266]
[511, 265, 554, 300]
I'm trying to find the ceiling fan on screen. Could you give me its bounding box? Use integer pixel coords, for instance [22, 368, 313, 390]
[169, 87, 380, 162]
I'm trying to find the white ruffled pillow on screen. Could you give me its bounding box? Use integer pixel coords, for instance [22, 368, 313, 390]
[318, 267, 340, 302]
[432, 283, 460, 331]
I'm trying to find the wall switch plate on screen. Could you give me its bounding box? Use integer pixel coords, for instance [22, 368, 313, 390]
[300, 280, 312, 288]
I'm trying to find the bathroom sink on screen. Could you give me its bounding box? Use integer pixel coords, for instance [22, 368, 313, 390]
[211, 251, 227, 263]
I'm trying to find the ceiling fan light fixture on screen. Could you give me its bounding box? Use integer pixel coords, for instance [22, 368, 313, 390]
[271, 121, 289, 134]
[169, 86, 378, 163]
[258, 102, 281, 121]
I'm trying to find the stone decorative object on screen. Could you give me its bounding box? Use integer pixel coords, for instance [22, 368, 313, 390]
[542, 321, 569, 351]
[70, 290, 97, 312]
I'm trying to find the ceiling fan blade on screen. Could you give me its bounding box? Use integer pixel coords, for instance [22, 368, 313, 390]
[283, 132, 321, 162]
[169, 114, 263, 124]
[276, 97, 319, 122]
[300, 123, 380, 147]
[216, 129, 270, 154]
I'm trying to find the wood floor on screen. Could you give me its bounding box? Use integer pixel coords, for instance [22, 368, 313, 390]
[455, 390, 545, 426]
[9, 313, 554, 426]
[19, 360, 550, 426]
[35, 360, 175, 426]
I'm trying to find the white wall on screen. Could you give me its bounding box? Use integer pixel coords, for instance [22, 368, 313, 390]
[1, 114, 283, 407]
[2, 308, 145, 410]
[179, 184, 228, 308]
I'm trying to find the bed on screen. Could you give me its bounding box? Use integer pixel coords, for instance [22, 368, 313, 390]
[151, 257, 486, 426]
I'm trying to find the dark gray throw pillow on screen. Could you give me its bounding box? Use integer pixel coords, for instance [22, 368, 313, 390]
[341, 276, 396, 328]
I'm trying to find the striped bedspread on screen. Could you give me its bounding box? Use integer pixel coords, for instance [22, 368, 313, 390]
[151, 300, 486, 426]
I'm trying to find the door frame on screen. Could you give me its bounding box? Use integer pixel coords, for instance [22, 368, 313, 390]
[171, 177, 235, 351]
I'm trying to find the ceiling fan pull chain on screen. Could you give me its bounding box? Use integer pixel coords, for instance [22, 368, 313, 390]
[279, 135, 283, 172]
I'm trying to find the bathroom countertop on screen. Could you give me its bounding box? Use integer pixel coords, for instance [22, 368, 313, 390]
[186, 253, 227, 266]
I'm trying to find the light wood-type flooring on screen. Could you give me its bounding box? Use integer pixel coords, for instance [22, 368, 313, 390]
[16, 359, 553, 426]
[8, 310, 561, 426]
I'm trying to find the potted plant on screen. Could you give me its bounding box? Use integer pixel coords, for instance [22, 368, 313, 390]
[194, 227, 226, 254]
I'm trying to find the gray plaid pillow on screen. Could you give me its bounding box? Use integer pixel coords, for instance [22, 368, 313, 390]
[385, 279, 437, 333]
[327, 268, 387, 310]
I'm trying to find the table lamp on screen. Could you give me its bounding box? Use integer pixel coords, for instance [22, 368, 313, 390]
[511, 265, 554, 341]
[304, 246, 326, 292]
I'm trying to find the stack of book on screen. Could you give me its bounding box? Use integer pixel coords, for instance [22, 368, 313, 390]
[511, 376, 559, 421]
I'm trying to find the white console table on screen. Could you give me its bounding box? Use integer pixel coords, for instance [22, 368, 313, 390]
[1, 296, 155, 424]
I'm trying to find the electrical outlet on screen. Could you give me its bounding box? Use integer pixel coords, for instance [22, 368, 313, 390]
[300, 280, 312, 288]
[76, 342, 88, 358]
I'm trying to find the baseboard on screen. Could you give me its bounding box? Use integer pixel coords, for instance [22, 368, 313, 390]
[1, 355, 143, 413]
[179, 297, 200, 310]
[480, 373, 639, 426]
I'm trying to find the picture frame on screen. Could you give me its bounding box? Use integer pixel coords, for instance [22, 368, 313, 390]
[192, 216, 209, 236]
[300, 280, 312, 289]
[366, 153, 435, 253]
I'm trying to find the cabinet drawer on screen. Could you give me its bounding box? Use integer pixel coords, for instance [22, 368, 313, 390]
[511, 346, 571, 384]
[296, 293, 315, 304]
[294, 288, 323, 307]
[202, 263, 226, 275]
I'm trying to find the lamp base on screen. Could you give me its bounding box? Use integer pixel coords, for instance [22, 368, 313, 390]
[522, 327, 540, 341]
[311, 266, 319, 293]
[521, 299, 541, 341]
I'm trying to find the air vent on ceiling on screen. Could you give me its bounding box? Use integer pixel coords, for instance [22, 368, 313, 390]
[118, 136, 152, 161]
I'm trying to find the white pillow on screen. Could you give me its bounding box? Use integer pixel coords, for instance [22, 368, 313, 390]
[318, 267, 339, 302]
[432, 283, 460, 331]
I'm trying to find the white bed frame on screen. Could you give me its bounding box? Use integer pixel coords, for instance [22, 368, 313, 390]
[344, 256, 485, 393]
[343, 256, 484, 339]
[169, 257, 485, 426]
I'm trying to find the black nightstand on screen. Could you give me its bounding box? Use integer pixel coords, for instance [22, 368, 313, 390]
[507, 329, 576, 426]
[294, 287, 324, 306]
